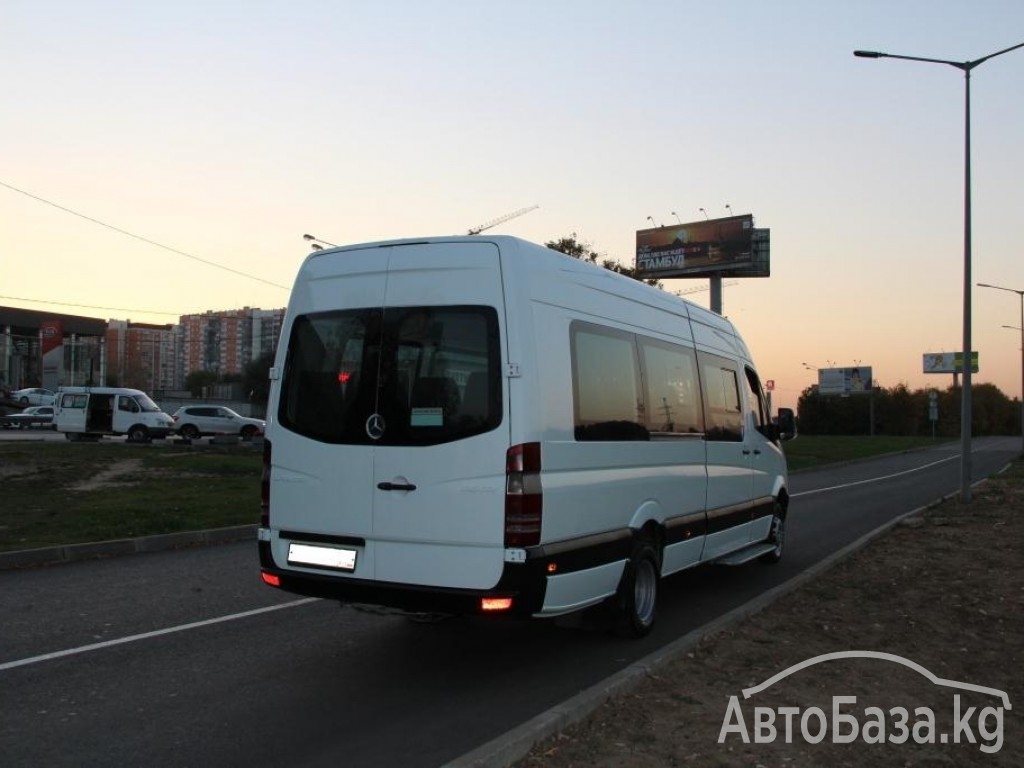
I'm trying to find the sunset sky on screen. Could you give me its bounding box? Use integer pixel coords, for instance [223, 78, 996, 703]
[4, 1, 1024, 410]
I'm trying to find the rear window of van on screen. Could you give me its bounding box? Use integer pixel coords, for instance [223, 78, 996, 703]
[279, 305, 502, 445]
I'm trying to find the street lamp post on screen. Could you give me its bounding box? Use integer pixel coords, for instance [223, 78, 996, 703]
[979, 282, 1024, 453]
[302, 233, 338, 250]
[854, 41, 1024, 502]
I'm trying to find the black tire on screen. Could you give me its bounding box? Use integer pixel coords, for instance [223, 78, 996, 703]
[240, 425, 258, 441]
[181, 424, 201, 440]
[759, 502, 786, 564]
[612, 538, 660, 638]
[128, 425, 149, 443]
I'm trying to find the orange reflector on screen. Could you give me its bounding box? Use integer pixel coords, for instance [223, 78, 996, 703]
[481, 597, 513, 612]
[546, 562, 558, 574]
[261, 572, 281, 587]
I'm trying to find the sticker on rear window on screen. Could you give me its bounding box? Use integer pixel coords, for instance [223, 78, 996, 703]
[410, 408, 443, 427]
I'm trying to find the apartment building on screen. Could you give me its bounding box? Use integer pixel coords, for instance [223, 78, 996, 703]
[106, 320, 178, 391]
[1, 305, 285, 393]
[176, 307, 285, 386]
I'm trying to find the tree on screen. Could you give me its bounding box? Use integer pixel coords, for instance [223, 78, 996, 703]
[797, 381, 1018, 437]
[545, 235, 661, 288]
[242, 351, 276, 405]
[184, 369, 219, 398]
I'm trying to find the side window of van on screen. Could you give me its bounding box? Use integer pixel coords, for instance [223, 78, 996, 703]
[698, 352, 743, 442]
[61, 394, 87, 408]
[571, 322, 648, 441]
[744, 367, 770, 435]
[118, 396, 140, 413]
[638, 338, 703, 436]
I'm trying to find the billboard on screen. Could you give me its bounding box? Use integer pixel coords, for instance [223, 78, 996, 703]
[818, 366, 873, 396]
[635, 214, 770, 279]
[923, 352, 979, 374]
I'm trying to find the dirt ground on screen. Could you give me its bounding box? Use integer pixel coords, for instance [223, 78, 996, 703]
[517, 466, 1023, 767]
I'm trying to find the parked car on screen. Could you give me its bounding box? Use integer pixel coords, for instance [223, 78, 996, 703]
[12, 388, 55, 406]
[1, 405, 56, 429]
[171, 406, 265, 440]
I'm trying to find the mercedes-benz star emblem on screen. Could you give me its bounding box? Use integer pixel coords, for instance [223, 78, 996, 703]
[366, 413, 386, 440]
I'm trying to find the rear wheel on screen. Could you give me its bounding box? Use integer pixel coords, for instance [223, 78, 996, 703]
[240, 425, 258, 441]
[759, 502, 786, 564]
[612, 538, 660, 638]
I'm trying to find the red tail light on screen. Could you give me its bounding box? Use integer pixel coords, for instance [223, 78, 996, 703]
[505, 442, 542, 547]
[260, 439, 272, 527]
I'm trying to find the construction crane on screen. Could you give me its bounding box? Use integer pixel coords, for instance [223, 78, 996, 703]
[466, 205, 539, 235]
[674, 280, 738, 296]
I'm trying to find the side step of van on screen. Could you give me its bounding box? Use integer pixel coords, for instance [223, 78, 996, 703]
[713, 542, 778, 566]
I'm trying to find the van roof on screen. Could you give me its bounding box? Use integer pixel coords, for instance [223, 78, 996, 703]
[306, 234, 744, 343]
[56, 386, 150, 396]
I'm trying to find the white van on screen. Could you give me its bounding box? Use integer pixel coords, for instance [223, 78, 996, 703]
[55, 386, 176, 442]
[258, 236, 795, 635]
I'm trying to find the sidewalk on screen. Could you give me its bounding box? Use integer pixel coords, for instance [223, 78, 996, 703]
[494, 467, 1023, 767]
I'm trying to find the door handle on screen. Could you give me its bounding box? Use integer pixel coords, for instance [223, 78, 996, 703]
[377, 482, 417, 492]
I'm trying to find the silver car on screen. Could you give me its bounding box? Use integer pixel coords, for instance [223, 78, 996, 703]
[12, 388, 56, 406]
[171, 406, 265, 440]
[1, 405, 56, 429]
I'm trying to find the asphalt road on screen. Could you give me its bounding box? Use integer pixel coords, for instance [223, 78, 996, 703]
[0, 436, 1017, 767]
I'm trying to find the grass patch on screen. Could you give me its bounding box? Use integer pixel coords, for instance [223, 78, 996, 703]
[783, 434, 954, 471]
[0, 436, 965, 552]
[0, 442, 261, 552]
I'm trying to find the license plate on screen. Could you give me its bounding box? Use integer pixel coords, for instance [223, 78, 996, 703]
[288, 542, 357, 572]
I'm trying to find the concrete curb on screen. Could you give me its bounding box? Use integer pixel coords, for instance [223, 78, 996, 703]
[0, 524, 257, 571]
[444, 485, 974, 768]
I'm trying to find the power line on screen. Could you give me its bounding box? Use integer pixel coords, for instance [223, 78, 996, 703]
[0, 294, 182, 317]
[0, 179, 289, 290]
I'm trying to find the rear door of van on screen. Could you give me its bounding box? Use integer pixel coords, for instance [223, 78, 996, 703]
[274, 241, 509, 591]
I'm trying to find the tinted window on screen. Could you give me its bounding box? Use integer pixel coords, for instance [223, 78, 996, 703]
[571, 322, 648, 441]
[699, 352, 743, 441]
[279, 306, 501, 445]
[639, 338, 703, 435]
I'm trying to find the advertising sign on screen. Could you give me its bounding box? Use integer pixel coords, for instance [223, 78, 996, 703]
[635, 214, 770, 279]
[41, 319, 63, 391]
[818, 366, 872, 396]
[923, 352, 979, 374]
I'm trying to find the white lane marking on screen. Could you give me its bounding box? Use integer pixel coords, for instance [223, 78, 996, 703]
[0, 597, 319, 673]
[791, 455, 958, 498]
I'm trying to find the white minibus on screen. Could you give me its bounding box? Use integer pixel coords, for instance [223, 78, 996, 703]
[55, 386, 176, 442]
[259, 236, 795, 635]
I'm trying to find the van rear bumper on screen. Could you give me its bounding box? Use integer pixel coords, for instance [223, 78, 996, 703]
[258, 540, 548, 616]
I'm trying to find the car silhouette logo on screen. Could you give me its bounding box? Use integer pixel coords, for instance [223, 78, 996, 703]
[366, 414, 386, 440]
[741, 650, 1011, 708]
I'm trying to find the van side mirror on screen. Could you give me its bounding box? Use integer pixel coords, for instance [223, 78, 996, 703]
[776, 407, 797, 441]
